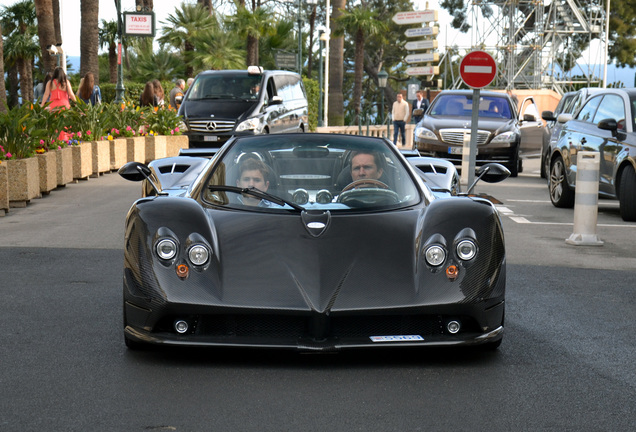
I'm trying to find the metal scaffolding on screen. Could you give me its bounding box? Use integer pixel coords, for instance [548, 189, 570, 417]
[447, 0, 607, 93]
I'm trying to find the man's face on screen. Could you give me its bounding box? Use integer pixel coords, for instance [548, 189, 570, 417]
[416, 93, 423, 100]
[397, 94, 403, 102]
[351, 153, 382, 181]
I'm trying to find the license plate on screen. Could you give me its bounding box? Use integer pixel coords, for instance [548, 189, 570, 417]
[448, 146, 463, 155]
[204, 135, 218, 142]
[370, 335, 424, 342]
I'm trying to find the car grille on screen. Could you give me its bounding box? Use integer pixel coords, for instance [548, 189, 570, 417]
[195, 314, 446, 338]
[440, 129, 490, 146]
[188, 119, 236, 133]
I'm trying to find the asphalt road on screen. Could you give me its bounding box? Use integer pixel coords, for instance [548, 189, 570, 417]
[1, 160, 635, 431]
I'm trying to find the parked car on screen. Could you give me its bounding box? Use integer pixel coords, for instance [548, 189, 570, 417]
[178, 66, 308, 148]
[540, 88, 601, 178]
[414, 90, 541, 177]
[547, 88, 636, 221]
[118, 133, 509, 351]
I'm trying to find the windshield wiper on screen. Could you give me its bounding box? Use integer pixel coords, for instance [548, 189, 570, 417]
[208, 185, 304, 211]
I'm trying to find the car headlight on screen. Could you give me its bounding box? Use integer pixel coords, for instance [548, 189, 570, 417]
[425, 245, 446, 266]
[235, 117, 261, 132]
[179, 120, 188, 132]
[491, 131, 517, 143]
[188, 244, 209, 266]
[456, 240, 477, 261]
[415, 126, 437, 140]
[156, 238, 178, 260]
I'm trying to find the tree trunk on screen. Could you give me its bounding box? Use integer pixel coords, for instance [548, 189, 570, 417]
[17, 59, 34, 103]
[328, 0, 345, 126]
[198, 0, 213, 12]
[34, 0, 57, 73]
[352, 29, 364, 125]
[109, 43, 117, 83]
[247, 35, 258, 66]
[80, 0, 100, 81]
[307, 6, 316, 79]
[52, 0, 62, 44]
[7, 67, 19, 108]
[0, 24, 7, 113]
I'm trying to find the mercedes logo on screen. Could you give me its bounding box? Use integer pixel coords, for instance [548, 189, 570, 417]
[206, 121, 217, 131]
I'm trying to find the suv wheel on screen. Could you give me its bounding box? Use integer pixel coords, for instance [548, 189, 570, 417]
[549, 155, 574, 208]
[619, 165, 636, 221]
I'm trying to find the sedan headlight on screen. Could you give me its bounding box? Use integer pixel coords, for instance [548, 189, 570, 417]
[425, 245, 446, 266]
[188, 244, 210, 266]
[491, 131, 517, 144]
[456, 240, 477, 261]
[156, 238, 178, 260]
[415, 126, 437, 141]
[235, 117, 260, 132]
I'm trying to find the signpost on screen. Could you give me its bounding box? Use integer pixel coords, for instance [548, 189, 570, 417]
[392, 10, 438, 25]
[459, 50, 497, 187]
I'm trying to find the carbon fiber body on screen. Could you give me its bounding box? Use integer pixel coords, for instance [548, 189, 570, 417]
[121, 134, 506, 351]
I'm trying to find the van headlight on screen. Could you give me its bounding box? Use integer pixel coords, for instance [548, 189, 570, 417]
[179, 120, 188, 132]
[235, 118, 261, 132]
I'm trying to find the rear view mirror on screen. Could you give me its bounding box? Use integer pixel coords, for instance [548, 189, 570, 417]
[118, 162, 151, 182]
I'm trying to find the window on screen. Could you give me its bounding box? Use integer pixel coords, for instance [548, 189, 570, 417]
[577, 96, 602, 123]
[593, 94, 626, 130]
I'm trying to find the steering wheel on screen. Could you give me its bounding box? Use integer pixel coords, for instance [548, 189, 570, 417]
[337, 179, 399, 206]
[341, 179, 390, 192]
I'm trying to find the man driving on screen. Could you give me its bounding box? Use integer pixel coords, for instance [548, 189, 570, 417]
[351, 151, 384, 181]
[236, 158, 272, 206]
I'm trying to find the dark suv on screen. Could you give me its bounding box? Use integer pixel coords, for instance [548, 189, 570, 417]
[179, 67, 308, 148]
[414, 90, 523, 176]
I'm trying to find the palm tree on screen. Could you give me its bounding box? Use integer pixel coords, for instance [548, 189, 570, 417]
[259, 20, 296, 70]
[158, 3, 218, 78]
[226, 6, 274, 66]
[2, 0, 39, 102]
[80, 0, 99, 81]
[328, 0, 346, 126]
[189, 28, 245, 71]
[336, 4, 387, 124]
[0, 23, 7, 113]
[128, 48, 184, 82]
[33, 0, 56, 72]
[98, 20, 118, 83]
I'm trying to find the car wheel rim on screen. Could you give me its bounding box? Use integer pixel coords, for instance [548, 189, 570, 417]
[550, 159, 565, 202]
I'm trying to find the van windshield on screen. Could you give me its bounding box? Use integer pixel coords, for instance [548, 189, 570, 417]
[186, 74, 262, 101]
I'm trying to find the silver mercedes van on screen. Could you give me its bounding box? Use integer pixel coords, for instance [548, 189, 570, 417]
[178, 67, 309, 148]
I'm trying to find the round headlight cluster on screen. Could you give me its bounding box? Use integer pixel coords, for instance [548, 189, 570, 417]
[456, 240, 477, 261]
[425, 245, 446, 266]
[188, 244, 210, 266]
[156, 239, 177, 260]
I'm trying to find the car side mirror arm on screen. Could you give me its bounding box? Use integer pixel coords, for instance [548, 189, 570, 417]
[464, 163, 511, 195]
[118, 161, 166, 196]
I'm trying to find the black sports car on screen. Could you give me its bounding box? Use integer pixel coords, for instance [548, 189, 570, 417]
[119, 133, 509, 351]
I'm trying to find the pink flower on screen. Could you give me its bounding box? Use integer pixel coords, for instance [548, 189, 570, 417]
[86, 131, 91, 136]
[171, 130, 174, 135]
[175, 127, 180, 132]
[58, 146, 62, 150]
[77, 132, 82, 138]
[40, 140, 45, 145]
[126, 126, 132, 131]
[6, 153, 12, 158]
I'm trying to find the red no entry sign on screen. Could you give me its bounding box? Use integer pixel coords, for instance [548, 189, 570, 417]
[460, 51, 496, 88]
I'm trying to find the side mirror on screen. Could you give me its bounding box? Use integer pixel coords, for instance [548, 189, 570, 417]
[118, 162, 151, 182]
[465, 163, 510, 195]
[269, 95, 283, 105]
[523, 113, 537, 122]
[556, 113, 572, 124]
[541, 110, 555, 121]
[597, 118, 617, 132]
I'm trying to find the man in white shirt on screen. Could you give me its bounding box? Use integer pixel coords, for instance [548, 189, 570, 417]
[392, 93, 410, 146]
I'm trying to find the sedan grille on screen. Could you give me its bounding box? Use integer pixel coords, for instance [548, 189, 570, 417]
[188, 119, 236, 133]
[440, 129, 490, 146]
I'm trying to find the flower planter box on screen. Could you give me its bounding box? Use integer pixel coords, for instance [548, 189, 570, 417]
[91, 140, 110, 177]
[126, 137, 146, 163]
[145, 135, 167, 163]
[166, 135, 189, 157]
[110, 138, 127, 170]
[37, 151, 58, 195]
[7, 157, 40, 207]
[0, 163, 8, 215]
[72, 142, 93, 180]
[56, 146, 73, 186]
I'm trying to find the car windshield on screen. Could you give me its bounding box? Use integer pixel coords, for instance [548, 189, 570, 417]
[430, 94, 513, 119]
[186, 74, 262, 101]
[202, 135, 421, 212]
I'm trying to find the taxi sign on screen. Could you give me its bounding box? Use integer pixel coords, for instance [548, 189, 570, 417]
[460, 50, 497, 88]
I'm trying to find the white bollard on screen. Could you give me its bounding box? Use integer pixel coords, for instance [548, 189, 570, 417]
[566, 151, 603, 246]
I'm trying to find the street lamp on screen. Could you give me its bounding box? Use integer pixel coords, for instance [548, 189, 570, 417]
[318, 29, 327, 127]
[377, 70, 388, 125]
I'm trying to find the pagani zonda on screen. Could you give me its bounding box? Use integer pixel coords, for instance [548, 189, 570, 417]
[119, 133, 509, 350]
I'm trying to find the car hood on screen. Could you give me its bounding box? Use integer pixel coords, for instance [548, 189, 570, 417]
[157, 205, 482, 313]
[181, 99, 258, 120]
[421, 115, 518, 134]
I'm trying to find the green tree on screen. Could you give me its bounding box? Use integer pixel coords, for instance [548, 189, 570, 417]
[226, 5, 275, 66]
[336, 3, 387, 124]
[158, 2, 218, 78]
[98, 20, 118, 83]
[608, 0, 636, 67]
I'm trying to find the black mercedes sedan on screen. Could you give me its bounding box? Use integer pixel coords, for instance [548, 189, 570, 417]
[414, 90, 524, 176]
